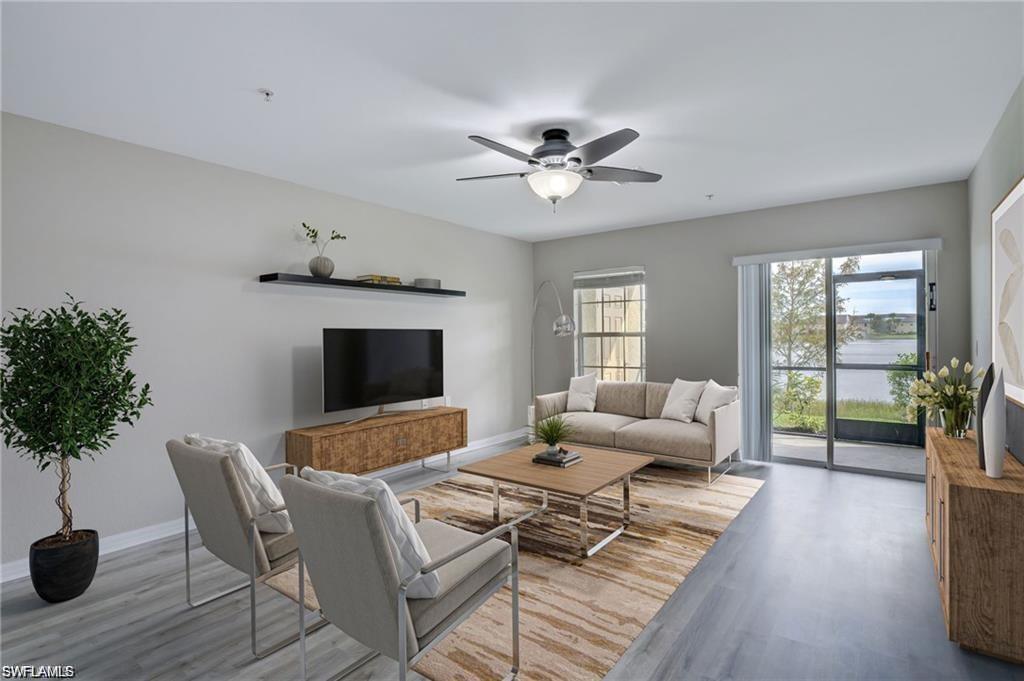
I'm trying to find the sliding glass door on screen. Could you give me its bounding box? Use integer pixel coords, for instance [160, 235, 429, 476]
[770, 251, 927, 478]
[770, 258, 828, 465]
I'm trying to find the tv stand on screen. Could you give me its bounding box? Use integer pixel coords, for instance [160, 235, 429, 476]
[286, 407, 467, 474]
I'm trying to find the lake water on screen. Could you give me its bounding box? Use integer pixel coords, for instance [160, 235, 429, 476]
[776, 338, 919, 402]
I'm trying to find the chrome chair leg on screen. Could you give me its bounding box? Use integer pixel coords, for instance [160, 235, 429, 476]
[299, 556, 307, 681]
[398, 586, 409, 681]
[250, 522, 329, 659]
[509, 526, 520, 679]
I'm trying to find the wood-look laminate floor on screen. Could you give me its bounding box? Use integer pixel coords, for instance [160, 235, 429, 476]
[608, 462, 1024, 681]
[2, 443, 1021, 680]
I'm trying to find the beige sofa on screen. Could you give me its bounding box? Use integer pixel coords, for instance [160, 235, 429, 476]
[534, 380, 740, 485]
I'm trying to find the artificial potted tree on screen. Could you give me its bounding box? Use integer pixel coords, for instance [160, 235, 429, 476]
[1, 297, 151, 602]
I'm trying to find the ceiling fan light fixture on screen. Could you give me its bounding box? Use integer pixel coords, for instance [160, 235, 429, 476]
[527, 169, 583, 206]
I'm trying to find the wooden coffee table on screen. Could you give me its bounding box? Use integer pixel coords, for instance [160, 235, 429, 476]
[458, 443, 654, 557]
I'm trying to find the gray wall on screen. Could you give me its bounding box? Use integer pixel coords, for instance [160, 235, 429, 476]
[533, 182, 970, 396]
[1, 114, 534, 564]
[969, 78, 1023, 370]
[968, 77, 1024, 459]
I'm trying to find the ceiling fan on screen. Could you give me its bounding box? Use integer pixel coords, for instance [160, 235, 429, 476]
[457, 128, 662, 210]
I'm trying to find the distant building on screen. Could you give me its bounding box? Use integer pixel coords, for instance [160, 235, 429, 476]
[836, 313, 916, 335]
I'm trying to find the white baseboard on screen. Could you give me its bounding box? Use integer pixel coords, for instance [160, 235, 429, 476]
[0, 427, 528, 584]
[1, 516, 185, 584]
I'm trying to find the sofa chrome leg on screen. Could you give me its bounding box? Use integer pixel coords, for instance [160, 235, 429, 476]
[706, 458, 735, 487]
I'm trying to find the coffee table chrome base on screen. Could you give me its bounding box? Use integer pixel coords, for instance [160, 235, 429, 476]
[492, 476, 632, 558]
[579, 476, 630, 558]
[493, 482, 549, 525]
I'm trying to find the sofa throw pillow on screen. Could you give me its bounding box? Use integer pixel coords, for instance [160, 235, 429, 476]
[299, 467, 441, 599]
[694, 380, 739, 425]
[660, 379, 707, 423]
[566, 372, 598, 412]
[184, 434, 292, 534]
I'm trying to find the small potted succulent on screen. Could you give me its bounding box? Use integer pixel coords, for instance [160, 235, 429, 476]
[303, 222, 347, 278]
[1, 297, 152, 602]
[534, 414, 575, 455]
[908, 357, 983, 439]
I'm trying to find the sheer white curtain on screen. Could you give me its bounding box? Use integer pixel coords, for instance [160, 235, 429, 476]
[738, 263, 772, 461]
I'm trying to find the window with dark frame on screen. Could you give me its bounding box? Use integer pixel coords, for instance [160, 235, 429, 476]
[573, 267, 646, 381]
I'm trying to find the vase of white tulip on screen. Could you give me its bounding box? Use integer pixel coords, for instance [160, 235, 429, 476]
[907, 357, 983, 439]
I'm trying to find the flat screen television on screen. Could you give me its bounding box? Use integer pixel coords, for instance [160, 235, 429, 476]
[323, 329, 443, 413]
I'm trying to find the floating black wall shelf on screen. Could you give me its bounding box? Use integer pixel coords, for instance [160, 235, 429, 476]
[258, 273, 466, 297]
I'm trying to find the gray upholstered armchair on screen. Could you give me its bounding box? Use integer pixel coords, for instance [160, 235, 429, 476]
[280, 475, 520, 681]
[165, 439, 328, 659]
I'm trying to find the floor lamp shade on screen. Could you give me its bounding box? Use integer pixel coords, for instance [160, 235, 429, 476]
[553, 314, 575, 336]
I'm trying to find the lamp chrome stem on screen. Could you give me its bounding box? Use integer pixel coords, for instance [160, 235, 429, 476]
[530, 279, 575, 403]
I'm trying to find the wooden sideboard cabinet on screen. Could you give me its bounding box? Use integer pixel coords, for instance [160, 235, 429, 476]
[286, 407, 467, 474]
[925, 427, 1024, 663]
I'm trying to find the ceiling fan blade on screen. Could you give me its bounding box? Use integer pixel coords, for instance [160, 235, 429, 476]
[582, 166, 662, 183]
[456, 172, 529, 182]
[468, 135, 536, 164]
[566, 128, 639, 166]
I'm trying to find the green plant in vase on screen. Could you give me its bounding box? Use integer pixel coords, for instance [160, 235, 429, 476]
[1, 296, 152, 602]
[303, 222, 347, 278]
[534, 414, 575, 454]
[907, 357, 983, 439]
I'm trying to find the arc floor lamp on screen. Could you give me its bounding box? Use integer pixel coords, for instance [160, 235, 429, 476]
[531, 280, 576, 403]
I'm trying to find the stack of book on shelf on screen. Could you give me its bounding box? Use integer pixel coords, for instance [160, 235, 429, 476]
[532, 447, 582, 468]
[357, 274, 402, 285]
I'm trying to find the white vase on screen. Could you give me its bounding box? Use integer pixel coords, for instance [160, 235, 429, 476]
[982, 370, 1007, 479]
[308, 255, 335, 278]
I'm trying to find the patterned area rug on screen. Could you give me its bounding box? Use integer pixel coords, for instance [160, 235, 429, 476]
[267, 466, 763, 680]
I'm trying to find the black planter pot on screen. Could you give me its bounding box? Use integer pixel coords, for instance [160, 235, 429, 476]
[29, 529, 98, 603]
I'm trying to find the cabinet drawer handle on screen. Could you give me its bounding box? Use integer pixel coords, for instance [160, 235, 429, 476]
[938, 498, 944, 582]
[930, 474, 936, 544]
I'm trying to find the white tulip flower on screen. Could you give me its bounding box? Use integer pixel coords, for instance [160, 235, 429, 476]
[950, 357, 959, 369]
[938, 366, 950, 379]
[964, 361, 973, 374]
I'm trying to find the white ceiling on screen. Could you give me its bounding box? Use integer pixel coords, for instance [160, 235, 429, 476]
[3, 3, 1022, 242]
